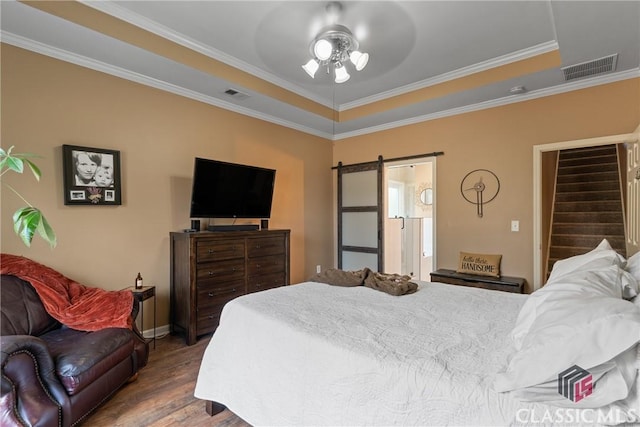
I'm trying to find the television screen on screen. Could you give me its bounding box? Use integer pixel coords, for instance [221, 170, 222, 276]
[189, 158, 276, 219]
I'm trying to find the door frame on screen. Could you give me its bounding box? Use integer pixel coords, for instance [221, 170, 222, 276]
[532, 132, 635, 290]
[384, 157, 438, 278]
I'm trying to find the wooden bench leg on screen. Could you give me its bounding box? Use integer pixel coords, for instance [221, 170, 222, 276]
[205, 400, 226, 416]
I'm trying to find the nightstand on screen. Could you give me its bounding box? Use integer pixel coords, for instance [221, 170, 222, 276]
[127, 286, 156, 349]
[430, 269, 525, 294]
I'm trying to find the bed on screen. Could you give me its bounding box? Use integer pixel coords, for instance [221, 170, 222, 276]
[195, 242, 640, 426]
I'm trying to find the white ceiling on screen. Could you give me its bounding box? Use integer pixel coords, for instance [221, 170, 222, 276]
[2, 1, 639, 140]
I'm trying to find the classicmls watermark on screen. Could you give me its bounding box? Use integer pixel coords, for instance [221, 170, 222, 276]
[558, 365, 593, 403]
[516, 408, 640, 424]
[515, 365, 639, 424]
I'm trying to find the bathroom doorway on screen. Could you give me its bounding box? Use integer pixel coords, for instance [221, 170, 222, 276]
[384, 158, 436, 280]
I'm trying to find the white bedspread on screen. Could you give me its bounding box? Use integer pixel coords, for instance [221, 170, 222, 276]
[194, 281, 638, 426]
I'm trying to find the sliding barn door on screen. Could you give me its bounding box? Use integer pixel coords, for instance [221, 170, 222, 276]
[337, 158, 383, 272]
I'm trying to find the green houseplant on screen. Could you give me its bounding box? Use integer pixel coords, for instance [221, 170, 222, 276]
[0, 146, 56, 248]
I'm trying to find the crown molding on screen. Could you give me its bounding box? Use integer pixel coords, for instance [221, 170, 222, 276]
[4, 30, 637, 143]
[2, 31, 333, 141]
[333, 68, 640, 140]
[79, 0, 335, 109]
[339, 41, 559, 111]
[73, 2, 561, 113]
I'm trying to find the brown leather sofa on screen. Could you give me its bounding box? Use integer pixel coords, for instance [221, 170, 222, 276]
[1, 274, 148, 427]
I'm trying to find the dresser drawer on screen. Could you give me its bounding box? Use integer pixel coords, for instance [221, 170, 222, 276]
[247, 273, 286, 293]
[197, 279, 245, 307]
[197, 239, 245, 263]
[197, 259, 245, 281]
[247, 255, 285, 276]
[196, 305, 225, 335]
[247, 237, 285, 258]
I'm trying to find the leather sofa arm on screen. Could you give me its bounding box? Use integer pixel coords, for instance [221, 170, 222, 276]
[1, 335, 68, 427]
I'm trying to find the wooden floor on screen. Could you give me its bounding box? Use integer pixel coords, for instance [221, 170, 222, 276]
[83, 333, 251, 426]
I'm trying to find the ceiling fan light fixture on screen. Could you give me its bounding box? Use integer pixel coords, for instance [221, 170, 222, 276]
[334, 63, 350, 83]
[350, 50, 369, 71]
[302, 59, 320, 78]
[302, 6, 368, 84]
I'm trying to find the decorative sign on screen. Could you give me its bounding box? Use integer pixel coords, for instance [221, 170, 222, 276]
[457, 251, 502, 277]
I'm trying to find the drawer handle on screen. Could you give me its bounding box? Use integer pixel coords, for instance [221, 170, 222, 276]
[255, 264, 261, 268]
[255, 245, 261, 249]
[208, 271, 214, 276]
[208, 249, 215, 254]
[208, 315, 214, 319]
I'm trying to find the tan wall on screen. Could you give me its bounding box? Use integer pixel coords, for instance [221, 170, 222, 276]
[1, 45, 334, 329]
[334, 78, 640, 291]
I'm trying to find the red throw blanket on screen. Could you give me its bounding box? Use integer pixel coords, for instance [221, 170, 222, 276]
[1, 254, 133, 331]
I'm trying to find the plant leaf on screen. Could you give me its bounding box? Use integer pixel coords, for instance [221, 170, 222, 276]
[37, 215, 57, 248]
[5, 156, 24, 174]
[12, 207, 57, 248]
[23, 159, 41, 181]
[13, 207, 37, 247]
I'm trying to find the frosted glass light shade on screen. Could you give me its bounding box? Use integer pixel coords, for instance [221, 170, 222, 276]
[334, 65, 350, 83]
[302, 59, 319, 78]
[350, 51, 369, 71]
[314, 39, 333, 61]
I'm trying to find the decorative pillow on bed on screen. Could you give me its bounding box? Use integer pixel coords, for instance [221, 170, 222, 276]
[547, 239, 625, 283]
[456, 252, 501, 277]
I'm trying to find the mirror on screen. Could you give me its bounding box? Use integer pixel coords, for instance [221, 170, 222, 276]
[420, 188, 433, 205]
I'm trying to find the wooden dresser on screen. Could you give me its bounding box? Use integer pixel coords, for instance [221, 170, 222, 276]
[170, 229, 290, 345]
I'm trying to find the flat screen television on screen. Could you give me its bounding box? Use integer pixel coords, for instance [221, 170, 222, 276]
[189, 157, 276, 219]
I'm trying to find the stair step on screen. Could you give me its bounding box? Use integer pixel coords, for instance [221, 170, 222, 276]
[559, 145, 617, 160]
[553, 211, 624, 223]
[549, 245, 626, 261]
[559, 154, 618, 167]
[550, 234, 626, 249]
[557, 163, 618, 175]
[553, 201, 622, 212]
[555, 191, 621, 202]
[552, 223, 626, 235]
[556, 171, 619, 184]
[556, 180, 620, 192]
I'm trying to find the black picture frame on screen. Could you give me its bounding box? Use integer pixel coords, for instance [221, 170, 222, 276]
[62, 144, 122, 205]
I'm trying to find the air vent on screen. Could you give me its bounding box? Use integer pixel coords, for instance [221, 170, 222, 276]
[561, 54, 618, 81]
[223, 88, 250, 100]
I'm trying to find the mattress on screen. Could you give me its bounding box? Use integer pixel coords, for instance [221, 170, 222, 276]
[194, 281, 638, 426]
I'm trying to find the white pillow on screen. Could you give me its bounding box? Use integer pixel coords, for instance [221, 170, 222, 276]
[626, 251, 640, 281]
[494, 295, 640, 408]
[508, 344, 638, 408]
[547, 239, 625, 283]
[511, 265, 635, 347]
